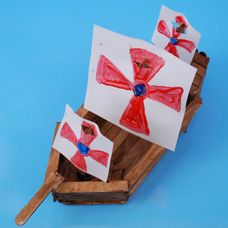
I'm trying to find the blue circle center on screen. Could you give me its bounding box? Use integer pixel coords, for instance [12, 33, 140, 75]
[77, 141, 89, 155]
[170, 37, 178, 45]
[133, 84, 146, 96]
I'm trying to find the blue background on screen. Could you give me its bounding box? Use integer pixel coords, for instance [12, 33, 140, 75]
[0, 0, 228, 227]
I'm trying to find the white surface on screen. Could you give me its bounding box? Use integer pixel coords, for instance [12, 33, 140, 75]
[151, 5, 201, 64]
[52, 104, 113, 182]
[84, 25, 197, 151]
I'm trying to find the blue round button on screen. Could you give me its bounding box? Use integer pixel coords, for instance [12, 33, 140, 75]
[170, 37, 178, 45]
[77, 141, 89, 155]
[133, 84, 146, 97]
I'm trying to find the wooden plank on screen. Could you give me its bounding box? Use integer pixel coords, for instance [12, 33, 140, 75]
[99, 120, 114, 135]
[189, 51, 209, 99]
[107, 130, 131, 181]
[124, 143, 164, 185]
[115, 138, 152, 175]
[109, 169, 124, 181]
[192, 51, 209, 68]
[189, 84, 199, 97]
[77, 105, 89, 117]
[197, 80, 204, 97]
[128, 148, 166, 195]
[192, 62, 206, 77]
[54, 191, 128, 203]
[112, 130, 129, 151]
[184, 97, 202, 120]
[55, 192, 128, 200]
[58, 200, 127, 205]
[111, 134, 139, 167]
[193, 74, 202, 87]
[55, 180, 128, 193]
[103, 124, 122, 142]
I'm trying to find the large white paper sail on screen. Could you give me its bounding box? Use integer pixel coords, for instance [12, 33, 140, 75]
[84, 25, 196, 151]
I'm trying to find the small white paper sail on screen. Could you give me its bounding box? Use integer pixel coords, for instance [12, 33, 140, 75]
[84, 25, 197, 151]
[151, 5, 201, 64]
[52, 104, 113, 182]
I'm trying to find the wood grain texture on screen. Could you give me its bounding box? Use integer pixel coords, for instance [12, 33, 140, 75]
[192, 50, 209, 68]
[193, 74, 202, 87]
[56, 180, 128, 193]
[189, 51, 209, 99]
[192, 62, 206, 77]
[128, 148, 166, 195]
[57, 200, 127, 205]
[124, 145, 165, 185]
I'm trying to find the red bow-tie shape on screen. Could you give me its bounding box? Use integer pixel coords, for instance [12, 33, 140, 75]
[96, 48, 184, 136]
[60, 121, 109, 172]
[157, 15, 195, 57]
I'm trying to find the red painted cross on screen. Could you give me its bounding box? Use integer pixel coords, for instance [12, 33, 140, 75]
[157, 15, 195, 58]
[60, 121, 109, 172]
[96, 48, 184, 135]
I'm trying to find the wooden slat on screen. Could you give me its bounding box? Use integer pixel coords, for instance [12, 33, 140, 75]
[103, 124, 122, 141]
[115, 138, 152, 175]
[77, 105, 89, 117]
[189, 84, 199, 97]
[192, 62, 206, 77]
[112, 134, 139, 166]
[55, 180, 128, 193]
[83, 112, 106, 128]
[193, 74, 202, 87]
[99, 120, 114, 135]
[192, 51, 209, 68]
[55, 191, 128, 202]
[112, 130, 129, 151]
[128, 148, 166, 195]
[58, 200, 127, 205]
[124, 144, 165, 186]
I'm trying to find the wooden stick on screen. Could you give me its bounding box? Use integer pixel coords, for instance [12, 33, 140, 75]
[15, 172, 64, 226]
[55, 180, 128, 193]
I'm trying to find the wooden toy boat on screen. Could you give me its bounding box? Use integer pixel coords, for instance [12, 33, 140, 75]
[45, 50, 209, 205]
[15, 50, 209, 226]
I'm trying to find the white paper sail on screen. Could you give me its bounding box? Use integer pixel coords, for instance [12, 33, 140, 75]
[84, 25, 196, 151]
[52, 104, 113, 182]
[151, 5, 201, 64]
